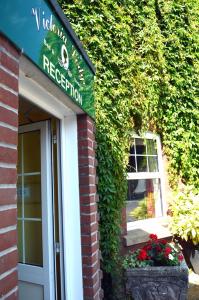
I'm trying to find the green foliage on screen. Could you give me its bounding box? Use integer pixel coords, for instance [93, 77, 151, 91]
[169, 187, 199, 245]
[58, 0, 199, 273]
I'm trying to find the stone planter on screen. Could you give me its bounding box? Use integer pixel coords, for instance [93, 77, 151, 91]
[190, 250, 199, 274]
[126, 262, 188, 300]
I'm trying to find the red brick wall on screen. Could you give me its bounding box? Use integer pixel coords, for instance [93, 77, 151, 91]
[77, 115, 102, 300]
[0, 34, 19, 299]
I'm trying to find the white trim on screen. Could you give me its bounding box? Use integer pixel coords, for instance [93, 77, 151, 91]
[19, 60, 84, 300]
[127, 133, 166, 227]
[61, 115, 83, 300]
[127, 172, 161, 180]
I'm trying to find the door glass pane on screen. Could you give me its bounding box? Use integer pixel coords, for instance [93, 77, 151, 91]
[18, 220, 23, 263]
[126, 179, 161, 222]
[17, 176, 22, 217]
[24, 175, 41, 218]
[23, 131, 41, 173]
[19, 281, 44, 300]
[25, 221, 43, 266]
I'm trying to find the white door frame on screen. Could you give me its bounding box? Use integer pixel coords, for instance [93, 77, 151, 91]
[18, 121, 55, 300]
[19, 59, 84, 300]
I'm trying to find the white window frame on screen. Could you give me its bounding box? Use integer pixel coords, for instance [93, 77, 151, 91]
[127, 132, 166, 229]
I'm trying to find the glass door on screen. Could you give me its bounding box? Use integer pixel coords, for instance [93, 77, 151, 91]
[17, 121, 55, 300]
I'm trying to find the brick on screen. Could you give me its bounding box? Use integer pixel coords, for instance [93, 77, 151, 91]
[0, 210, 17, 229]
[0, 270, 18, 297]
[0, 147, 17, 165]
[0, 69, 18, 91]
[79, 166, 96, 176]
[80, 204, 97, 214]
[79, 176, 96, 186]
[0, 188, 17, 205]
[0, 87, 18, 109]
[81, 222, 98, 235]
[0, 250, 18, 275]
[78, 139, 93, 149]
[80, 185, 97, 195]
[80, 195, 96, 205]
[79, 148, 95, 157]
[82, 242, 99, 256]
[79, 157, 95, 167]
[0, 52, 19, 76]
[0, 126, 17, 145]
[5, 289, 18, 300]
[81, 213, 96, 225]
[0, 107, 18, 127]
[0, 168, 17, 184]
[81, 232, 98, 245]
[83, 272, 99, 287]
[0, 230, 17, 252]
[0, 35, 19, 59]
[82, 252, 98, 265]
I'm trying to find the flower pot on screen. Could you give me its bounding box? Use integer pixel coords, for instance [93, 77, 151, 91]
[126, 262, 188, 300]
[190, 250, 199, 275]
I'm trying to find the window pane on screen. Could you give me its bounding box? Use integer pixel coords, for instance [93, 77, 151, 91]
[24, 175, 41, 218]
[135, 138, 146, 155]
[147, 139, 157, 155]
[129, 144, 135, 155]
[23, 131, 41, 173]
[17, 176, 22, 217]
[137, 156, 147, 172]
[18, 220, 23, 263]
[148, 156, 159, 172]
[25, 221, 43, 266]
[127, 156, 136, 172]
[126, 179, 161, 222]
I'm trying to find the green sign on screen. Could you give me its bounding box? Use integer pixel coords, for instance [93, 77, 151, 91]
[0, 0, 95, 118]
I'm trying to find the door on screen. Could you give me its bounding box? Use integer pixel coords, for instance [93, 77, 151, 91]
[17, 121, 55, 300]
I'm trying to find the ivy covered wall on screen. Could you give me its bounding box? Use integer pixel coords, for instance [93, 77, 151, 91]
[58, 0, 199, 273]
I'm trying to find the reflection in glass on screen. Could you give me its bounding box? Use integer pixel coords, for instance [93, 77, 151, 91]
[25, 221, 43, 266]
[127, 156, 136, 172]
[24, 175, 41, 218]
[17, 176, 22, 217]
[126, 179, 161, 222]
[135, 138, 146, 155]
[148, 156, 158, 172]
[147, 139, 157, 155]
[129, 144, 135, 155]
[137, 156, 147, 172]
[23, 131, 41, 173]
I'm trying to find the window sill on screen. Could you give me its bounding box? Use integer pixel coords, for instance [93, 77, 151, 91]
[124, 217, 172, 247]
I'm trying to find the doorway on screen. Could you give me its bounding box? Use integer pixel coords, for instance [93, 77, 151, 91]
[17, 98, 64, 300]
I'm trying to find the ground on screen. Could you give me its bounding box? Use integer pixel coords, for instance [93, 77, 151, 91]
[188, 271, 199, 300]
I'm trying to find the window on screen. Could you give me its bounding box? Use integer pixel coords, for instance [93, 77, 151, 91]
[126, 133, 164, 226]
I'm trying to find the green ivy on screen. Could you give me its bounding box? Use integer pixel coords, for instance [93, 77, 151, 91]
[58, 0, 199, 274]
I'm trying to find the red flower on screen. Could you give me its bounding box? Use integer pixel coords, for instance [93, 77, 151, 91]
[138, 249, 148, 261]
[149, 234, 158, 241]
[156, 245, 162, 252]
[178, 254, 184, 262]
[164, 247, 172, 257]
[161, 239, 167, 245]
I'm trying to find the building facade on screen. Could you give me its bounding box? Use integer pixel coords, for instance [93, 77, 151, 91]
[0, 1, 102, 299]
